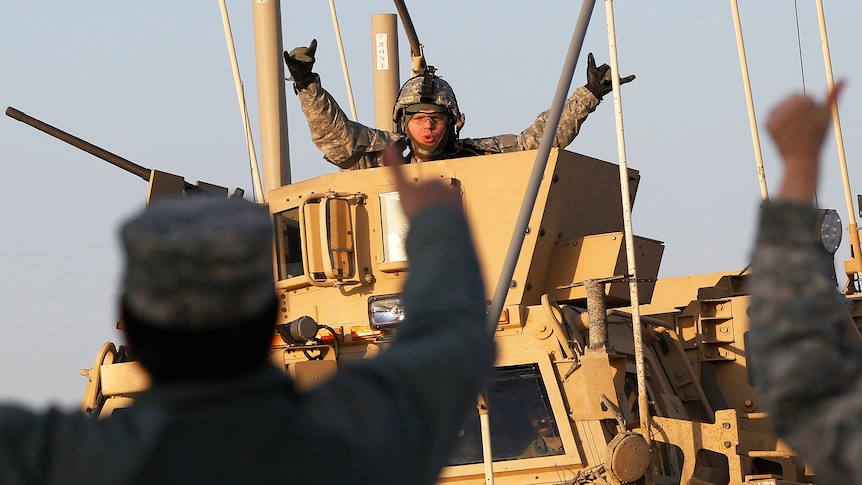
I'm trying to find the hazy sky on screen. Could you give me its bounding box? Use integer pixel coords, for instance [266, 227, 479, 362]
[1, 1, 859, 408]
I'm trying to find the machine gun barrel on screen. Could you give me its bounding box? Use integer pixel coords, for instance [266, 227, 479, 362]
[6, 106, 152, 182]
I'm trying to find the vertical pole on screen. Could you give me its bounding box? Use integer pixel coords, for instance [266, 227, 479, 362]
[252, 0, 291, 191]
[329, 0, 359, 122]
[219, 0, 265, 203]
[604, 1, 653, 482]
[480, 1, 597, 478]
[585, 279, 608, 352]
[371, 14, 400, 131]
[478, 393, 494, 485]
[730, 0, 769, 201]
[486, 0, 596, 336]
[813, 0, 862, 281]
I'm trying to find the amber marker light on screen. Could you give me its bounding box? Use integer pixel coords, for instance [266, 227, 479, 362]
[498, 308, 509, 325]
[351, 325, 383, 339]
[316, 327, 343, 341]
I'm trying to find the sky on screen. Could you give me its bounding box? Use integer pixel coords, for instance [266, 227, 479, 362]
[1, 1, 859, 408]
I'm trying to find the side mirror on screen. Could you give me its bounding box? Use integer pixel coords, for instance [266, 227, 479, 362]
[323, 197, 355, 279]
[296, 192, 365, 287]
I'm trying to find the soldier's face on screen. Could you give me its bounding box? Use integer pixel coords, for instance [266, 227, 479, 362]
[407, 110, 448, 149]
[531, 415, 557, 437]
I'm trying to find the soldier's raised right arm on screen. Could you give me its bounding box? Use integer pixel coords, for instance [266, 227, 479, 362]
[747, 82, 862, 484]
[285, 40, 400, 170]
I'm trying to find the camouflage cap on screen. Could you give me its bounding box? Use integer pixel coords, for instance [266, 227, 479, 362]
[120, 195, 275, 330]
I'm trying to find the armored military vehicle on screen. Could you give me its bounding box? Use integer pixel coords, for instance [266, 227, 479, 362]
[10, 1, 858, 483]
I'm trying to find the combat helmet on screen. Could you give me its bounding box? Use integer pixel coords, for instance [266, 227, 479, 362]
[393, 68, 465, 160]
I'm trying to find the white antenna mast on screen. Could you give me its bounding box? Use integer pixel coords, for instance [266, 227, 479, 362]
[219, 0, 266, 203]
[730, 0, 768, 201]
[329, 0, 359, 121]
[814, 0, 860, 286]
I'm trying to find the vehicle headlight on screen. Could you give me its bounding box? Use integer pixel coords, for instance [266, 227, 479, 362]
[368, 294, 405, 330]
[818, 209, 842, 254]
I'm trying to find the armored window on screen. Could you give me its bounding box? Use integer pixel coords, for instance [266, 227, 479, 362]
[446, 364, 563, 466]
[274, 207, 304, 280]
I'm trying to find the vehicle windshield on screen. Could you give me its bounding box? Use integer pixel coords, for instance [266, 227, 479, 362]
[446, 363, 563, 465]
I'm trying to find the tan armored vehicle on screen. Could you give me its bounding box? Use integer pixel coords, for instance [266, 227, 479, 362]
[10, 1, 859, 483]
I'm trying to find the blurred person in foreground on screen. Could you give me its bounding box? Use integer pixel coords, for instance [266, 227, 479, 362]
[747, 81, 857, 483]
[0, 144, 495, 485]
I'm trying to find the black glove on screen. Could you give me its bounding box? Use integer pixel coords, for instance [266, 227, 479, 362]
[284, 39, 318, 90]
[585, 52, 635, 100]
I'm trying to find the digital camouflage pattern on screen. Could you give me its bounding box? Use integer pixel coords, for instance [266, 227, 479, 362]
[121, 196, 276, 330]
[748, 200, 862, 484]
[393, 75, 465, 135]
[518, 435, 564, 459]
[294, 74, 600, 170]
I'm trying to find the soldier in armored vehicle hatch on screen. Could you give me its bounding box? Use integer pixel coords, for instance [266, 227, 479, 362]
[284, 39, 634, 169]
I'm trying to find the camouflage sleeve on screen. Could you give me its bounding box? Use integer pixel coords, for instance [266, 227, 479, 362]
[748, 200, 862, 484]
[459, 86, 600, 154]
[515, 85, 600, 150]
[295, 75, 402, 169]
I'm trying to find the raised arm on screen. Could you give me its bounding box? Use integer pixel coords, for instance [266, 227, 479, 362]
[747, 82, 862, 484]
[303, 145, 495, 484]
[285, 40, 400, 169]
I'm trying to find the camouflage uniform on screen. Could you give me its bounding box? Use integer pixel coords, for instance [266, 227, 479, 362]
[296, 74, 600, 170]
[0, 201, 495, 485]
[520, 435, 565, 458]
[748, 200, 861, 483]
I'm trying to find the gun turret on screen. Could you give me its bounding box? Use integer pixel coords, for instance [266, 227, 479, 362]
[5, 107, 244, 202]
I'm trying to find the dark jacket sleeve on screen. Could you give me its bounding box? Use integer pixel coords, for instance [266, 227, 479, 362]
[0, 406, 46, 485]
[748, 200, 862, 484]
[303, 205, 495, 485]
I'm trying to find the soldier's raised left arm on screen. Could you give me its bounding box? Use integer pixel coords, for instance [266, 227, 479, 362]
[514, 52, 635, 151]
